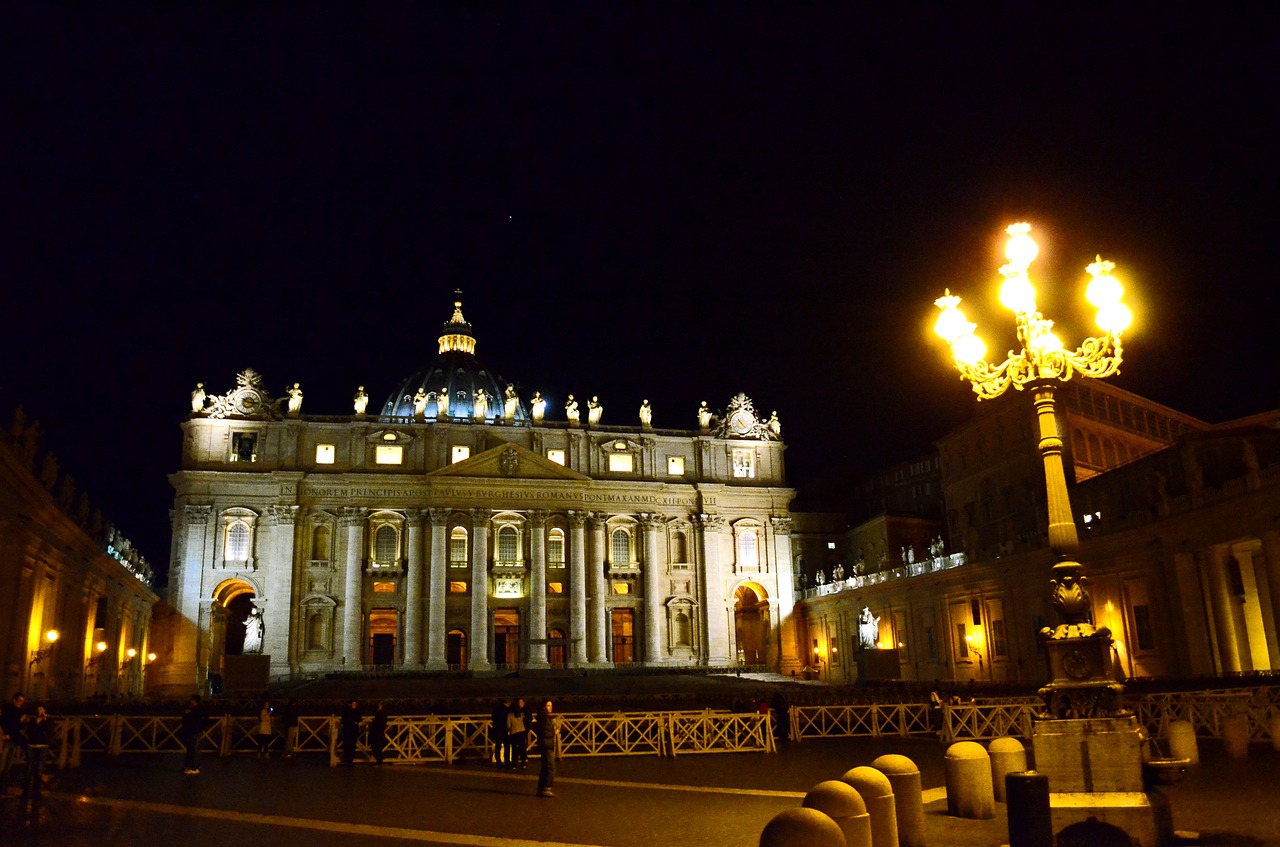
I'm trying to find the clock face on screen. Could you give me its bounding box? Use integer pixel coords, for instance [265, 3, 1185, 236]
[232, 388, 261, 415]
[729, 410, 754, 436]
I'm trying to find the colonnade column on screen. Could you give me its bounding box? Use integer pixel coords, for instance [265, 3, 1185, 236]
[587, 513, 610, 665]
[425, 508, 449, 670]
[568, 511, 588, 666]
[340, 508, 366, 668]
[770, 516, 801, 674]
[403, 510, 426, 667]
[1204, 543, 1242, 674]
[172, 505, 212, 689]
[1261, 531, 1280, 669]
[641, 514, 666, 665]
[468, 509, 492, 671]
[527, 511, 550, 668]
[264, 505, 298, 675]
[696, 514, 732, 664]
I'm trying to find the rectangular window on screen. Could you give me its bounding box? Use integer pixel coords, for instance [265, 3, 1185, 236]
[448, 581, 467, 593]
[612, 582, 631, 595]
[608, 452, 634, 472]
[547, 449, 566, 466]
[547, 582, 563, 594]
[373, 581, 396, 594]
[732, 448, 755, 479]
[827, 542, 836, 550]
[375, 444, 403, 465]
[990, 619, 1008, 657]
[970, 598, 983, 625]
[956, 623, 969, 658]
[451, 445, 470, 464]
[1132, 604, 1156, 651]
[547, 535, 565, 567]
[449, 535, 467, 567]
[667, 456, 685, 476]
[231, 432, 258, 463]
[315, 444, 336, 464]
[924, 625, 937, 661]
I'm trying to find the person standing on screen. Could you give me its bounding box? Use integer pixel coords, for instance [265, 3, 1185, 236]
[489, 699, 509, 768]
[1, 692, 26, 795]
[340, 699, 361, 766]
[368, 702, 388, 765]
[280, 698, 300, 759]
[533, 700, 560, 797]
[254, 700, 275, 758]
[179, 695, 207, 776]
[22, 704, 52, 802]
[505, 698, 527, 769]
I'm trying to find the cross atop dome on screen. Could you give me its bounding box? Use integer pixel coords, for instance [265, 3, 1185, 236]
[438, 289, 477, 355]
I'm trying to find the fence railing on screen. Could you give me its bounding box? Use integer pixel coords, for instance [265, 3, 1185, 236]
[789, 686, 1280, 744]
[52, 709, 774, 768]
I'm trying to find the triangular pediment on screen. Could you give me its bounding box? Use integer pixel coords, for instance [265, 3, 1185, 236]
[427, 442, 589, 481]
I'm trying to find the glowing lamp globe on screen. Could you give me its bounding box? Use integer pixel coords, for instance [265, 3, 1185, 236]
[1086, 272, 1123, 307]
[1096, 302, 1133, 333]
[45, 629, 60, 643]
[999, 273, 1036, 314]
[1005, 225, 1039, 267]
[953, 332, 986, 365]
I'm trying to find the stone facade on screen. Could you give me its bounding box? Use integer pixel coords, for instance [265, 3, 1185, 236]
[156, 300, 799, 694]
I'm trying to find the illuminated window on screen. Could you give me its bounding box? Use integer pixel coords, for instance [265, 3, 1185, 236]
[450, 527, 468, 567]
[375, 444, 403, 465]
[732, 449, 755, 479]
[226, 522, 251, 561]
[497, 526, 519, 565]
[449, 581, 467, 593]
[547, 582, 563, 594]
[827, 542, 836, 550]
[737, 529, 759, 567]
[315, 444, 335, 464]
[373, 581, 396, 594]
[374, 525, 398, 568]
[667, 456, 684, 476]
[611, 529, 632, 566]
[547, 529, 565, 567]
[547, 449, 566, 466]
[451, 445, 470, 464]
[608, 452, 634, 472]
[612, 582, 631, 595]
[230, 432, 258, 463]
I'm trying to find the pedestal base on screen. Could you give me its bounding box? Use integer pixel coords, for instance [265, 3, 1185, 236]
[1049, 791, 1172, 847]
[855, 648, 901, 681]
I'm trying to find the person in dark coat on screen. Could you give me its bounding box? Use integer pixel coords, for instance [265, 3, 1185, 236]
[368, 702, 389, 765]
[1, 692, 26, 793]
[23, 704, 52, 802]
[179, 695, 207, 775]
[280, 698, 300, 759]
[489, 699, 509, 768]
[340, 699, 362, 766]
[533, 700, 560, 797]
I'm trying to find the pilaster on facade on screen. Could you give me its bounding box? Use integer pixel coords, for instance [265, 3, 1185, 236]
[403, 509, 427, 668]
[424, 507, 449, 670]
[640, 513, 669, 664]
[567, 510, 588, 666]
[468, 508, 492, 671]
[339, 508, 366, 668]
[527, 510, 550, 668]
[586, 512, 611, 666]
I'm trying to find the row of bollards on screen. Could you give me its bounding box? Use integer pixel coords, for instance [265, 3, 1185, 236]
[762, 754, 924, 847]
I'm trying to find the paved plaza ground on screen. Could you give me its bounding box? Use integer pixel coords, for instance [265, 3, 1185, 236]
[2, 735, 1277, 846]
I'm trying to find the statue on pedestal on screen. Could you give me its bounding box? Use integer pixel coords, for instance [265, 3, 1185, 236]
[565, 394, 580, 426]
[243, 607, 265, 655]
[832, 562, 845, 581]
[531, 391, 546, 424]
[639, 399, 652, 429]
[436, 388, 450, 419]
[473, 388, 489, 422]
[858, 606, 881, 650]
[503, 385, 519, 422]
[815, 569, 826, 586]
[767, 411, 781, 437]
[697, 401, 712, 432]
[587, 396, 602, 426]
[413, 388, 428, 421]
[190, 383, 207, 413]
[353, 386, 369, 416]
[286, 383, 303, 417]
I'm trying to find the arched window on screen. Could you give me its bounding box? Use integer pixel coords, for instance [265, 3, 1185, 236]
[671, 531, 688, 563]
[1088, 434, 1102, 466]
[611, 529, 631, 566]
[227, 522, 251, 562]
[737, 529, 759, 567]
[450, 527, 468, 567]
[312, 525, 330, 561]
[497, 526, 519, 565]
[374, 525, 398, 567]
[1103, 439, 1117, 467]
[547, 528, 566, 567]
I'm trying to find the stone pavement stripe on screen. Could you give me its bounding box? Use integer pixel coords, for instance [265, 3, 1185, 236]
[68, 795, 613, 847]
[407, 765, 809, 798]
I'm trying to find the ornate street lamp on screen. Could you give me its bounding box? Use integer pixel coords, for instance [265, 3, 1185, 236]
[933, 223, 1133, 718]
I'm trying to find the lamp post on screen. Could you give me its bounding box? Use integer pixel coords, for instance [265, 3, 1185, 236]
[933, 223, 1133, 718]
[85, 640, 108, 697]
[964, 633, 986, 682]
[29, 629, 60, 699]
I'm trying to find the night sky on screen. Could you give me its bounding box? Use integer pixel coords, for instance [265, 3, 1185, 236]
[6, 6, 1279, 584]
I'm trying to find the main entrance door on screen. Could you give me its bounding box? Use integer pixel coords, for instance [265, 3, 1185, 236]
[733, 584, 769, 666]
[611, 609, 635, 665]
[493, 609, 521, 667]
[368, 610, 398, 666]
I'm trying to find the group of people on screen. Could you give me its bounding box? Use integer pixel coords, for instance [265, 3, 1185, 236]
[339, 700, 391, 766]
[0, 692, 53, 802]
[178, 694, 302, 775]
[489, 697, 561, 797]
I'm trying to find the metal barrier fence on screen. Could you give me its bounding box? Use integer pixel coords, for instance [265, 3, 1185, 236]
[52, 709, 774, 768]
[789, 686, 1280, 744]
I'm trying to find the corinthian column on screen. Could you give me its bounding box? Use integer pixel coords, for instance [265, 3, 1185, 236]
[527, 511, 550, 668]
[425, 508, 449, 670]
[568, 511, 588, 666]
[641, 514, 667, 665]
[403, 510, 426, 667]
[264, 505, 299, 675]
[587, 513, 610, 665]
[1204, 543, 1242, 674]
[469, 509, 492, 671]
[696, 514, 732, 664]
[340, 508, 366, 668]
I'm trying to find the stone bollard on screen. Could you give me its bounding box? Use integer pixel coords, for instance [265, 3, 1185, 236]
[804, 780, 872, 847]
[945, 741, 995, 820]
[988, 737, 1028, 803]
[760, 807, 848, 847]
[841, 766, 898, 847]
[871, 754, 924, 847]
[1222, 713, 1250, 759]
[1167, 719, 1199, 765]
[1005, 771, 1052, 847]
[1269, 713, 1280, 754]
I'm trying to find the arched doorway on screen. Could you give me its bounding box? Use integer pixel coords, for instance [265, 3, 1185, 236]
[548, 628, 567, 668]
[733, 583, 769, 666]
[446, 629, 467, 669]
[209, 578, 257, 694]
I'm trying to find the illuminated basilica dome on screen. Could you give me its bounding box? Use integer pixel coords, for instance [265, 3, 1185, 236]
[380, 293, 529, 423]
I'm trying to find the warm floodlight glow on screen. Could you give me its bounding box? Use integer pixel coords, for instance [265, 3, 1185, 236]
[999, 271, 1036, 314]
[126, 648, 137, 659]
[1004, 222, 1039, 267]
[96, 641, 108, 653]
[964, 634, 974, 644]
[45, 629, 60, 643]
[147, 652, 157, 662]
[1085, 258, 1123, 307]
[953, 332, 986, 365]
[933, 291, 972, 342]
[1096, 302, 1132, 333]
